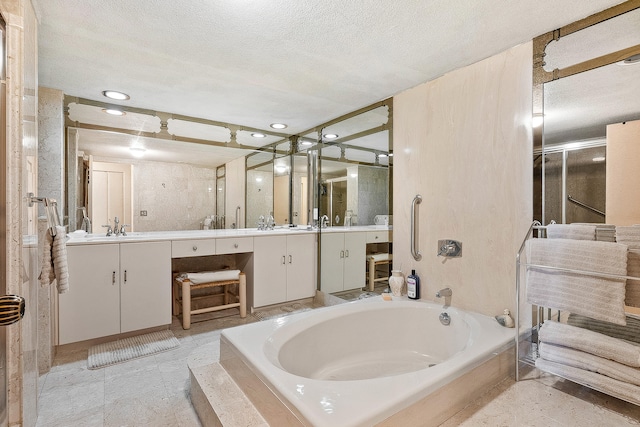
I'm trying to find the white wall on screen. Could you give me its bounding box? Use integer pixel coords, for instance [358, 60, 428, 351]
[393, 42, 533, 317]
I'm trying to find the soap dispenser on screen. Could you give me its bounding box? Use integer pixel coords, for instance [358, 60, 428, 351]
[407, 270, 420, 300]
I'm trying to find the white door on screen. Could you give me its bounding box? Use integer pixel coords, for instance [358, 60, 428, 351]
[89, 159, 133, 231]
[59, 245, 120, 344]
[343, 232, 367, 291]
[320, 232, 346, 293]
[120, 241, 172, 333]
[286, 233, 316, 301]
[253, 235, 287, 307]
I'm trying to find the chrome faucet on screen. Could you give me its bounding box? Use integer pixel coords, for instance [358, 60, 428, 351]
[436, 288, 452, 298]
[120, 224, 129, 236]
[257, 215, 266, 230]
[113, 217, 120, 235]
[102, 224, 113, 236]
[320, 215, 329, 228]
[436, 287, 452, 309]
[266, 213, 275, 230]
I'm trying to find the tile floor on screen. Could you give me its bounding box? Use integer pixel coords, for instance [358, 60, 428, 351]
[36, 303, 640, 427]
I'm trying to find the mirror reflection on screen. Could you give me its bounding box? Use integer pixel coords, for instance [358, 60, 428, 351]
[535, 7, 640, 226]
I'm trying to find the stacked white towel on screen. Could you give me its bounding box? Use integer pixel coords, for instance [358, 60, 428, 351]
[546, 223, 596, 240]
[526, 238, 628, 325]
[38, 226, 69, 294]
[615, 225, 640, 308]
[536, 320, 640, 405]
[568, 313, 640, 345]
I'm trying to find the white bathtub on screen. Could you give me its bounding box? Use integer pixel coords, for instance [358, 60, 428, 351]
[220, 297, 514, 426]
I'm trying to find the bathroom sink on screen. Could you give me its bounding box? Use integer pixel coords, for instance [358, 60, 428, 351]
[80, 232, 145, 242]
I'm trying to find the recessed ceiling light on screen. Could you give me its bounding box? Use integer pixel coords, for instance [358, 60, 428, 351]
[323, 133, 338, 139]
[103, 108, 125, 116]
[388, 153, 394, 157]
[251, 133, 266, 138]
[270, 123, 287, 129]
[301, 141, 313, 146]
[129, 146, 146, 158]
[592, 156, 606, 162]
[378, 153, 388, 158]
[256, 177, 263, 183]
[102, 90, 130, 101]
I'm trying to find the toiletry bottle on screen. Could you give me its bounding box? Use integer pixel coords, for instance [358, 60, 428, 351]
[407, 270, 420, 299]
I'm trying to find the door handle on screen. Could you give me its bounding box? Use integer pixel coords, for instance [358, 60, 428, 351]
[340, 250, 345, 258]
[0, 295, 26, 326]
[289, 255, 292, 264]
[124, 270, 127, 283]
[112, 271, 116, 285]
[282, 255, 286, 264]
[345, 250, 349, 258]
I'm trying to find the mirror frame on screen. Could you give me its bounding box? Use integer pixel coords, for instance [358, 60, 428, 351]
[533, 0, 640, 224]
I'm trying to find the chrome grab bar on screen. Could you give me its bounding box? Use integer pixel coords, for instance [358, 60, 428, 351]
[235, 206, 241, 229]
[411, 195, 422, 261]
[567, 195, 605, 217]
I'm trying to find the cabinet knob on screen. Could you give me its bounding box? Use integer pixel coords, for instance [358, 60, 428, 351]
[375, 236, 379, 239]
[192, 246, 198, 252]
[234, 243, 238, 248]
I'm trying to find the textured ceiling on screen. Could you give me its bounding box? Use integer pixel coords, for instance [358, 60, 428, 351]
[34, 0, 626, 135]
[32, 0, 636, 166]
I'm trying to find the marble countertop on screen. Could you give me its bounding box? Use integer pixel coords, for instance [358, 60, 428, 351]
[65, 225, 392, 245]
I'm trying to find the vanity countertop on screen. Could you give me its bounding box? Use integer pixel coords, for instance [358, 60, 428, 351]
[65, 225, 392, 245]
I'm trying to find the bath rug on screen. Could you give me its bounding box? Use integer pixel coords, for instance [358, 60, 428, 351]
[88, 330, 180, 370]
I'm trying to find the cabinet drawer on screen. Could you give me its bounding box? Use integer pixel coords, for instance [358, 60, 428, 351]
[171, 239, 216, 258]
[216, 237, 253, 254]
[366, 230, 392, 243]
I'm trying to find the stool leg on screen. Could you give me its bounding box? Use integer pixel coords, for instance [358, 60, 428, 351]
[239, 273, 247, 318]
[368, 258, 375, 292]
[182, 280, 191, 330]
[224, 284, 230, 305]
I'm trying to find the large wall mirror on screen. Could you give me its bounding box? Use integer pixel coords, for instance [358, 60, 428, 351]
[534, 1, 640, 226]
[65, 96, 392, 236]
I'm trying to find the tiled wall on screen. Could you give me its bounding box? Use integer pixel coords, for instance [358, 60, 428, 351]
[392, 42, 533, 317]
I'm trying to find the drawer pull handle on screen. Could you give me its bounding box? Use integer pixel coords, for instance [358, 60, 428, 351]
[289, 255, 292, 264]
[192, 246, 198, 251]
[282, 255, 286, 265]
[112, 271, 116, 285]
[234, 243, 239, 248]
[340, 250, 344, 258]
[124, 270, 127, 283]
[345, 250, 350, 258]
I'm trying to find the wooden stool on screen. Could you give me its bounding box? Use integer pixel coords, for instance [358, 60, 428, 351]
[367, 253, 392, 291]
[174, 271, 247, 329]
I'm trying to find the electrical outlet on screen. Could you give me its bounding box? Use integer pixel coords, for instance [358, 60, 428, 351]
[140, 210, 148, 216]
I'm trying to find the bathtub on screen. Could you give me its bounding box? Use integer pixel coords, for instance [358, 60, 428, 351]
[219, 297, 514, 426]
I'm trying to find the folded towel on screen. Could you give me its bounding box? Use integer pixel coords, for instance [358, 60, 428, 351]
[535, 358, 640, 406]
[38, 230, 55, 286]
[526, 238, 628, 325]
[539, 320, 640, 367]
[568, 313, 640, 345]
[616, 226, 640, 248]
[615, 226, 640, 308]
[52, 226, 69, 294]
[179, 269, 241, 284]
[546, 223, 596, 240]
[539, 342, 640, 387]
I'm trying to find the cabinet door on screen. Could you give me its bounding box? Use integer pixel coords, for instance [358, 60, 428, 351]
[286, 233, 316, 301]
[343, 232, 367, 291]
[59, 244, 120, 344]
[253, 235, 287, 307]
[120, 241, 172, 333]
[320, 232, 346, 293]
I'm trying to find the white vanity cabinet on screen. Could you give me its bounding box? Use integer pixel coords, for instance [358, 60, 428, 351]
[321, 231, 367, 293]
[59, 241, 171, 344]
[253, 233, 316, 307]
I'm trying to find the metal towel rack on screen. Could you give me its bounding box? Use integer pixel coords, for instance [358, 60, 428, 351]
[27, 192, 62, 236]
[411, 195, 422, 261]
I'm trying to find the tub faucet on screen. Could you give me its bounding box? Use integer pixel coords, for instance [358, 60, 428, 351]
[436, 287, 452, 308]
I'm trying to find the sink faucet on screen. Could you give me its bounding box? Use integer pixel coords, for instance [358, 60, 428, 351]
[320, 215, 329, 228]
[113, 217, 120, 235]
[257, 215, 265, 231]
[102, 224, 113, 236]
[266, 214, 275, 230]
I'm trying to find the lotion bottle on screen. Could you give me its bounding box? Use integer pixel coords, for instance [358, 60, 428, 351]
[407, 269, 420, 299]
